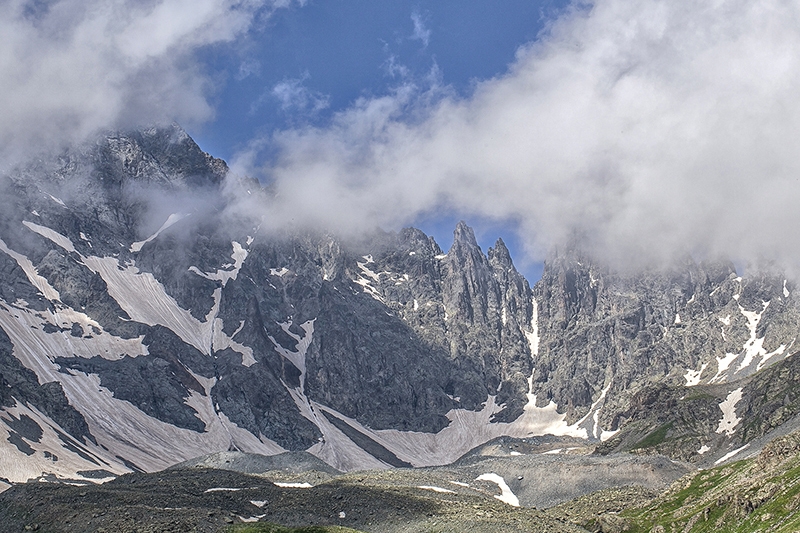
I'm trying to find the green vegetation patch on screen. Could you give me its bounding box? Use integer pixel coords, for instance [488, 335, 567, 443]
[631, 422, 673, 450]
[622, 450, 800, 532]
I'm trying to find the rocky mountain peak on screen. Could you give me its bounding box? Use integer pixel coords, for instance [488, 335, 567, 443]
[452, 220, 479, 248]
[488, 237, 513, 269]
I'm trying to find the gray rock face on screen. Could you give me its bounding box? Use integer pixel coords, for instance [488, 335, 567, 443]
[532, 246, 800, 435]
[1, 125, 799, 481]
[0, 126, 544, 478]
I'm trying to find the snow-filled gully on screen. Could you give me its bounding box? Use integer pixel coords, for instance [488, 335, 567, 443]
[0, 222, 287, 480]
[4, 220, 622, 476]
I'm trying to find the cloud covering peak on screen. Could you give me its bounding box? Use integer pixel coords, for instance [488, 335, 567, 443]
[0, 0, 295, 167]
[248, 0, 800, 269]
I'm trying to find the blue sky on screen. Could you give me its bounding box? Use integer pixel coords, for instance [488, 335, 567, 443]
[189, 1, 567, 280]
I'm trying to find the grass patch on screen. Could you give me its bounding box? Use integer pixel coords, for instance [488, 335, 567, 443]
[631, 423, 673, 450]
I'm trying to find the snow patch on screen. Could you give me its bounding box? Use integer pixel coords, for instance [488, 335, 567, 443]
[212, 319, 255, 367]
[48, 194, 66, 207]
[238, 515, 265, 523]
[524, 298, 540, 357]
[23, 221, 75, 253]
[130, 213, 188, 252]
[308, 385, 589, 471]
[189, 241, 248, 287]
[697, 445, 711, 455]
[574, 381, 613, 440]
[784, 280, 790, 298]
[716, 388, 743, 436]
[684, 363, 708, 386]
[83, 256, 214, 355]
[274, 482, 312, 488]
[715, 443, 750, 465]
[0, 239, 61, 301]
[476, 473, 519, 507]
[674, 313, 681, 324]
[270, 267, 290, 277]
[354, 259, 386, 303]
[269, 320, 315, 387]
[417, 485, 455, 494]
[0, 401, 128, 484]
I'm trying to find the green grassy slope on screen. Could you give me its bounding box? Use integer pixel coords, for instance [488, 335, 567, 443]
[622, 430, 800, 532]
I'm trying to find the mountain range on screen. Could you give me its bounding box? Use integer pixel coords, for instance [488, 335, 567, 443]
[1, 124, 799, 491]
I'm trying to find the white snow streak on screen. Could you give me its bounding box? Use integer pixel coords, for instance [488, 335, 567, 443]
[715, 443, 750, 465]
[524, 297, 540, 357]
[130, 213, 188, 252]
[23, 221, 75, 252]
[189, 241, 248, 286]
[711, 301, 786, 382]
[417, 485, 455, 494]
[83, 256, 213, 355]
[274, 482, 313, 488]
[0, 239, 61, 301]
[476, 473, 519, 507]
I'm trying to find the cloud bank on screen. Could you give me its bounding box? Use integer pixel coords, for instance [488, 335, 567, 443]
[251, 0, 800, 269]
[0, 0, 296, 168]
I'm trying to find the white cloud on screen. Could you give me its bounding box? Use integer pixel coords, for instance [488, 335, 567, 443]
[253, 0, 800, 269]
[410, 10, 431, 48]
[0, 0, 295, 168]
[269, 73, 330, 114]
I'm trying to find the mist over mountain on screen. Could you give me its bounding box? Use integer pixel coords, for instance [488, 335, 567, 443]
[0, 126, 798, 491]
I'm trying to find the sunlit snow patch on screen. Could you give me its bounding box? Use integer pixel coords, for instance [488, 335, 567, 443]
[476, 473, 519, 507]
[417, 485, 455, 494]
[274, 482, 312, 488]
[715, 443, 750, 465]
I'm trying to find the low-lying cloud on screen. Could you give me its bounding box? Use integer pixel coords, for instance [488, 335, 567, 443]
[0, 0, 296, 169]
[246, 0, 800, 270]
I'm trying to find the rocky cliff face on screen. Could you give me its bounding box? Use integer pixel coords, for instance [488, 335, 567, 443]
[1, 125, 799, 484]
[0, 126, 543, 480]
[531, 246, 800, 462]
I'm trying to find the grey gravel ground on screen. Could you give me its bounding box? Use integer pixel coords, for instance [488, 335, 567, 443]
[0, 450, 691, 532]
